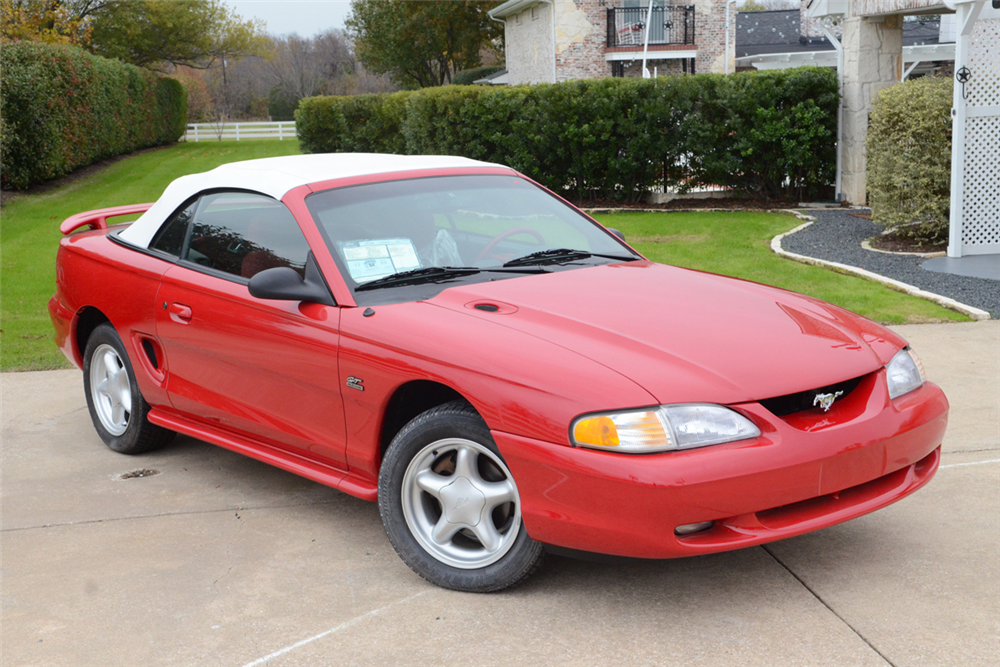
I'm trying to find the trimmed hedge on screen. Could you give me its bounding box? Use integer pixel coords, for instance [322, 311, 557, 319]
[296, 67, 837, 201]
[296, 91, 409, 155]
[1, 41, 187, 190]
[867, 76, 952, 243]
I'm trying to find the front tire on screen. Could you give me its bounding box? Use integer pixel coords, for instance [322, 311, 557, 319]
[82, 323, 174, 454]
[378, 401, 544, 592]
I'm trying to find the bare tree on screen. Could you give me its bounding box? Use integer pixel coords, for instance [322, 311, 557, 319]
[193, 28, 398, 126]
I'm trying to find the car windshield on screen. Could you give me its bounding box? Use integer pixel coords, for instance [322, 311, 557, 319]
[305, 174, 637, 304]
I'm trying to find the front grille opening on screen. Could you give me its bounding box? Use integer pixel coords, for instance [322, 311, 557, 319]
[759, 375, 865, 417]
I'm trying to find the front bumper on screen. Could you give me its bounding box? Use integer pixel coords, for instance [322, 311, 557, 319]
[495, 371, 948, 558]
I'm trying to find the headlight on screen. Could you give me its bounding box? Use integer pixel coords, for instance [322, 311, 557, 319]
[886, 347, 925, 399]
[571, 404, 760, 453]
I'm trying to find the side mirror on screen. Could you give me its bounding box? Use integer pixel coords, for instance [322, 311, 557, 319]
[608, 228, 626, 242]
[248, 252, 335, 306]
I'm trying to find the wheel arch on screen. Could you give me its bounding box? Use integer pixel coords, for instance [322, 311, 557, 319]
[74, 306, 112, 365]
[379, 380, 476, 462]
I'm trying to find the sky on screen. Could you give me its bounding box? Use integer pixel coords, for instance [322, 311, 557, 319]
[228, 1, 353, 37]
[226, 1, 800, 38]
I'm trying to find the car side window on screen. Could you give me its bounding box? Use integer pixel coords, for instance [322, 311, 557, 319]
[149, 201, 195, 257]
[178, 192, 310, 280]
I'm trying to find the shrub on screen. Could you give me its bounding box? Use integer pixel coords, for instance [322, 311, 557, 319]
[867, 76, 952, 243]
[297, 91, 408, 154]
[0, 41, 187, 190]
[451, 67, 504, 86]
[296, 67, 838, 201]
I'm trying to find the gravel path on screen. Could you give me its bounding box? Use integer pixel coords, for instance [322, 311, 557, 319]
[782, 209, 998, 319]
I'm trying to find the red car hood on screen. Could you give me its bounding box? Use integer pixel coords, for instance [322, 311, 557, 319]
[427, 261, 906, 406]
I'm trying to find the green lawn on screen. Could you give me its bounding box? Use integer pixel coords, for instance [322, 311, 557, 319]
[591, 211, 967, 326]
[1, 141, 302, 371]
[0, 143, 966, 372]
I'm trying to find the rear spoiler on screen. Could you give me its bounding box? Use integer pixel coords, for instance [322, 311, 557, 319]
[60, 203, 154, 235]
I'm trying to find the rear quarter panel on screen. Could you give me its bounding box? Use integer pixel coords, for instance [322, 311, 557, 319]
[55, 230, 173, 408]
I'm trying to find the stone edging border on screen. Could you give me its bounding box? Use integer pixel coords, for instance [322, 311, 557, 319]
[773, 211, 991, 321]
[860, 238, 946, 258]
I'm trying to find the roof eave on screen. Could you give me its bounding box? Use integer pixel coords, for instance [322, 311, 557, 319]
[489, 0, 545, 20]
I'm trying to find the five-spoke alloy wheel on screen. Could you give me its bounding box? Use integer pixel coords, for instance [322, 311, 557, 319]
[379, 401, 544, 592]
[401, 438, 521, 569]
[82, 323, 174, 454]
[89, 343, 133, 436]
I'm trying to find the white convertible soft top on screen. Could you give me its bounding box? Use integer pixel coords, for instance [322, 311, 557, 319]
[118, 153, 509, 248]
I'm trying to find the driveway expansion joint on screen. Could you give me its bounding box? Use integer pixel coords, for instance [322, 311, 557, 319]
[762, 544, 897, 667]
[1, 499, 343, 533]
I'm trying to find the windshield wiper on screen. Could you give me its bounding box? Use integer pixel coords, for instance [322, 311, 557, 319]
[503, 248, 637, 268]
[355, 266, 547, 292]
[355, 267, 479, 291]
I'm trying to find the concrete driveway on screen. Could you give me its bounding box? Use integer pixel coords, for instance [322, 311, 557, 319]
[2, 321, 997, 666]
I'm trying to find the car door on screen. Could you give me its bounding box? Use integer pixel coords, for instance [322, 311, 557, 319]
[150, 190, 347, 468]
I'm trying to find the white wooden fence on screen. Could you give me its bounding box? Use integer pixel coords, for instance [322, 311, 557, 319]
[183, 121, 296, 142]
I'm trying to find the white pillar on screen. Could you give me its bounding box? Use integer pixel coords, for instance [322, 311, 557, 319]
[946, 0, 987, 257]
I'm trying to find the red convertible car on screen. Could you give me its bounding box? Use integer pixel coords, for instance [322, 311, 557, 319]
[50, 155, 948, 592]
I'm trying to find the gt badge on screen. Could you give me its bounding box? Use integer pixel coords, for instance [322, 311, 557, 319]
[813, 391, 843, 412]
[347, 376, 364, 391]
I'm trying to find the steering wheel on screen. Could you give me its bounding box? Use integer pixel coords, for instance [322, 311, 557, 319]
[476, 227, 545, 263]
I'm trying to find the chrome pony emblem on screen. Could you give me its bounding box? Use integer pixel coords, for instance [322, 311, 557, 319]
[813, 391, 844, 412]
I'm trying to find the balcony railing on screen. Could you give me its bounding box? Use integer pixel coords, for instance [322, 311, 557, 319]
[606, 6, 695, 48]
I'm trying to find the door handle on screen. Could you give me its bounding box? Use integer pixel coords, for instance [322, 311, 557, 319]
[167, 302, 192, 324]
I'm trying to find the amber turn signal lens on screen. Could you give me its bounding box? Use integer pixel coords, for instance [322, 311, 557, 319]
[572, 410, 671, 451]
[573, 415, 620, 447]
[571, 405, 758, 453]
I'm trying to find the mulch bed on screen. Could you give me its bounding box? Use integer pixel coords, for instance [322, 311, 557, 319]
[869, 231, 947, 254]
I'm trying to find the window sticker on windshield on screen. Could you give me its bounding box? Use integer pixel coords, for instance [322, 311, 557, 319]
[339, 238, 421, 283]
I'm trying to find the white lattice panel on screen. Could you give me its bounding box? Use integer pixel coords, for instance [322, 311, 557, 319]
[961, 117, 1000, 249]
[967, 18, 1000, 106]
[961, 18, 1000, 254]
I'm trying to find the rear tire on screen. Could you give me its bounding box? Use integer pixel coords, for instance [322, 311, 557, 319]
[378, 400, 544, 592]
[82, 323, 174, 454]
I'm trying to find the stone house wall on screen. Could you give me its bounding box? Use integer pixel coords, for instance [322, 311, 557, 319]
[504, 4, 557, 84]
[691, 0, 733, 74]
[502, 0, 735, 83]
[553, 0, 610, 80]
